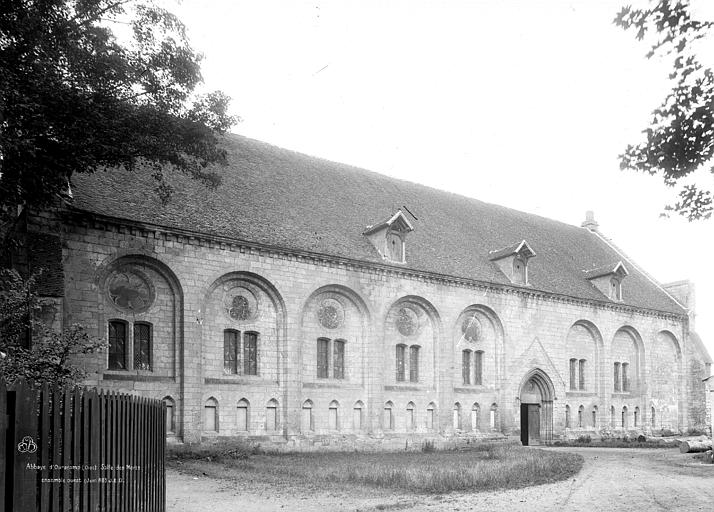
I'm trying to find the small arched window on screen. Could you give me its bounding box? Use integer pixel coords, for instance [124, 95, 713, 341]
[453, 403, 462, 431]
[578, 405, 584, 428]
[565, 405, 571, 428]
[406, 402, 416, 430]
[610, 405, 616, 428]
[409, 345, 420, 382]
[462, 350, 472, 385]
[634, 406, 639, 427]
[384, 401, 394, 430]
[301, 399, 313, 432]
[108, 320, 128, 370]
[224, 329, 240, 374]
[471, 403, 481, 431]
[426, 402, 436, 430]
[614, 362, 621, 391]
[353, 401, 364, 431]
[621, 406, 628, 429]
[266, 399, 278, 431]
[244, 332, 258, 375]
[329, 400, 339, 430]
[651, 406, 656, 428]
[592, 406, 598, 429]
[204, 397, 218, 433]
[395, 344, 407, 382]
[490, 403, 498, 430]
[133, 322, 152, 371]
[387, 232, 404, 262]
[237, 398, 250, 431]
[163, 396, 176, 434]
[474, 350, 484, 385]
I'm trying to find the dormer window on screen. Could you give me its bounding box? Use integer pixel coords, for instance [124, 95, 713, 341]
[584, 261, 628, 301]
[363, 210, 414, 264]
[489, 240, 535, 285]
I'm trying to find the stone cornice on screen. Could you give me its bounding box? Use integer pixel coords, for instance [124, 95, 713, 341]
[62, 209, 687, 323]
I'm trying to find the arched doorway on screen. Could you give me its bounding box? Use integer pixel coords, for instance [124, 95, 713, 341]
[519, 369, 555, 445]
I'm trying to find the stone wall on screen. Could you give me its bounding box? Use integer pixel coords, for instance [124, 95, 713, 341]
[32, 210, 702, 446]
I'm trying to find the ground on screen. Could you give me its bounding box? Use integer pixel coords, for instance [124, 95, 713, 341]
[166, 447, 714, 511]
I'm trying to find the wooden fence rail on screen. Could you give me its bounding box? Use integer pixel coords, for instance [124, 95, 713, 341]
[0, 378, 165, 512]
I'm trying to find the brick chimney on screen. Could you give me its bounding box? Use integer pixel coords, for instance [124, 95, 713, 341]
[581, 211, 599, 232]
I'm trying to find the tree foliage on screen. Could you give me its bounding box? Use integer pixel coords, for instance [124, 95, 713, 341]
[0, 0, 238, 221]
[0, 268, 104, 387]
[615, 0, 714, 220]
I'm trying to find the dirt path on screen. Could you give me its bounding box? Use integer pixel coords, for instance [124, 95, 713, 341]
[167, 448, 714, 512]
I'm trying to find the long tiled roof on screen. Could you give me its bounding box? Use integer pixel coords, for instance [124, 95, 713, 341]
[70, 134, 685, 315]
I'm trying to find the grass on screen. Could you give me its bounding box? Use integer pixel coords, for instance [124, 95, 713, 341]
[550, 437, 674, 449]
[168, 441, 583, 494]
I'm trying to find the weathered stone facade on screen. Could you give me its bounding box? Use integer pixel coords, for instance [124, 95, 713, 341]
[17, 135, 712, 447]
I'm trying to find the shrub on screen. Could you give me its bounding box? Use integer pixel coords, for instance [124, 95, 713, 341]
[576, 434, 591, 444]
[421, 440, 436, 453]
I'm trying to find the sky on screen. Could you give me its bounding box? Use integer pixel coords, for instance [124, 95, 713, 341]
[163, 0, 713, 357]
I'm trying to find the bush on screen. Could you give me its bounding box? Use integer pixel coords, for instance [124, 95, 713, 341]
[169, 438, 262, 461]
[421, 440, 436, 453]
[576, 434, 592, 444]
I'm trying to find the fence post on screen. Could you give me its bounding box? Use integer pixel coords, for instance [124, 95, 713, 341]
[39, 383, 50, 512]
[0, 377, 7, 509]
[13, 378, 39, 512]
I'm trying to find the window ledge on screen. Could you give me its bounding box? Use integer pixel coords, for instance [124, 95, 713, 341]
[611, 392, 635, 397]
[103, 372, 173, 383]
[565, 391, 596, 397]
[384, 384, 429, 392]
[453, 386, 492, 394]
[204, 376, 275, 385]
[303, 381, 363, 390]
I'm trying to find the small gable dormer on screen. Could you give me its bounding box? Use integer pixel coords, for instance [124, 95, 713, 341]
[584, 261, 628, 301]
[489, 240, 536, 285]
[363, 210, 414, 264]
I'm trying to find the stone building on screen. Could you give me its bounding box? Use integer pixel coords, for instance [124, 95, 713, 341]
[10, 135, 712, 447]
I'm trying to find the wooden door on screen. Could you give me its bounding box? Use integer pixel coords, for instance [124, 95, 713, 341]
[527, 404, 540, 445]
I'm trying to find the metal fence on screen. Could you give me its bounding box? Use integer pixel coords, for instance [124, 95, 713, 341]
[0, 378, 166, 511]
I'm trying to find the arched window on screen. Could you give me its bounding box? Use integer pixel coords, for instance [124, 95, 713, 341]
[395, 344, 407, 382]
[266, 399, 278, 431]
[317, 338, 330, 378]
[353, 401, 364, 431]
[204, 397, 218, 433]
[333, 339, 346, 379]
[513, 257, 526, 284]
[426, 403, 436, 430]
[622, 362, 630, 392]
[244, 332, 258, 375]
[569, 358, 577, 390]
[490, 403, 498, 430]
[224, 329, 240, 374]
[578, 405, 584, 428]
[237, 398, 249, 431]
[406, 402, 416, 430]
[578, 359, 586, 390]
[592, 406, 598, 429]
[453, 403, 462, 431]
[621, 406, 628, 429]
[462, 350, 472, 385]
[651, 406, 656, 428]
[474, 350, 484, 385]
[384, 401, 394, 430]
[163, 396, 175, 434]
[565, 405, 571, 428]
[329, 400, 339, 430]
[614, 362, 621, 391]
[108, 320, 128, 370]
[634, 406, 639, 427]
[133, 322, 152, 370]
[471, 403, 481, 431]
[409, 345, 420, 382]
[301, 400, 313, 432]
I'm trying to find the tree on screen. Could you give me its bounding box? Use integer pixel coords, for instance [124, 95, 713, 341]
[615, 0, 714, 220]
[0, 0, 238, 222]
[0, 268, 105, 387]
